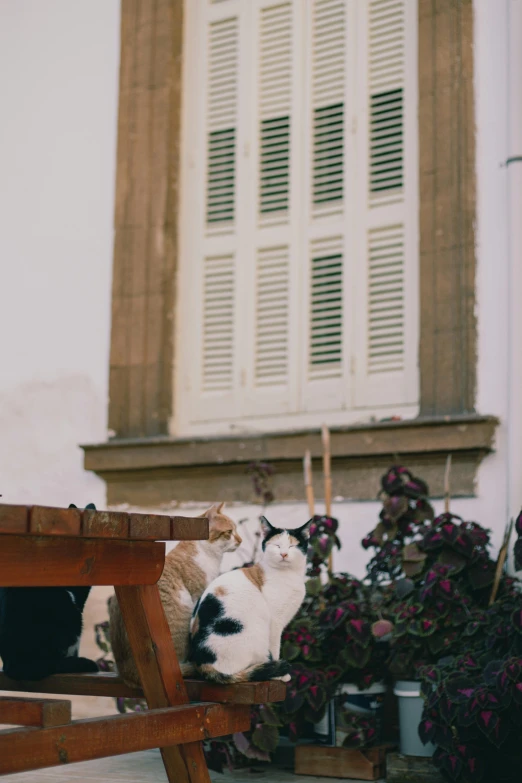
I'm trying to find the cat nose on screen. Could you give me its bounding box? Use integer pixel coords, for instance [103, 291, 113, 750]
[281, 552, 288, 559]
[235, 535, 242, 545]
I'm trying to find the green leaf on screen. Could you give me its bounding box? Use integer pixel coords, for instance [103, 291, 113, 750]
[259, 704, 281, 727]
[252, 723, 279, 752]
[305, 577, 322, 596]
[282, 641, 300, 660]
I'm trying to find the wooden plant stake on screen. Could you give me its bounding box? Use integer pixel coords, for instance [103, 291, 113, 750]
[443, 454, 452, 514]
[304, 450, 315, 518]
[322, 424, 334, 574]
[489, 516, 514, 606]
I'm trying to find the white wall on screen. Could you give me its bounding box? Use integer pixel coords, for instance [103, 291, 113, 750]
[0, 0, 120, 509]
[0, 1, 121, 715]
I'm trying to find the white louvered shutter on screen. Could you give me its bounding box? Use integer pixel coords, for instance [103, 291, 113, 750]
[354, 0, 419, 408]
[177, 0, 419, 436]
[180, 1, 243, 426]
[242, 0, 302, 417]
[301, 0, 351, 413]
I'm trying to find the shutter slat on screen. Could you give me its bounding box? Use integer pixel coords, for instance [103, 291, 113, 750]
[368, 1, 405, 203]
[312, 0, 346, 212]
[367, 225, 405, 375]
[202, 256, 235, 392]
[255, 246, 290, 386]
[259, 3, 292, 219]
[206, 18, 238, 226]
[309, 237, 343, 378]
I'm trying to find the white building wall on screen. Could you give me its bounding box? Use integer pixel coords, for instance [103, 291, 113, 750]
[0, 0, 120, 510]
[0, 0, 120, 715]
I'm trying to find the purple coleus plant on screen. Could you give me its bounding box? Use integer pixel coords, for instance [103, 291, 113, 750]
[279, 574, 389, 744]
[362, 465, 435, 583]
[385, 510, 501, 679]
[247, 461, 275, 506]
[417, 546, 522, 783]
[306, 514, 341, 580]
[514, 509, 522, 571]
[419, 651, 522, 783]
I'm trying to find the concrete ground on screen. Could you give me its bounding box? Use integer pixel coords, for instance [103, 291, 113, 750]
[1, 749, 384, 782]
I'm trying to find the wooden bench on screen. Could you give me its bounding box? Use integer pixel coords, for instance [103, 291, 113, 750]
[0, 504, 286, 781]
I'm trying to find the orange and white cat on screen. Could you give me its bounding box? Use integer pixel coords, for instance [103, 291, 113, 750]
[109, 503, 242, 687]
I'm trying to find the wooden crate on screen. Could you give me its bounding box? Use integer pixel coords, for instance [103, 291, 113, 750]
[386, 752, 445, 783]
[294, 744, 390, 780]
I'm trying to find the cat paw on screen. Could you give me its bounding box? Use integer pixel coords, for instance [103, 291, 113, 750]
[273, 673, 291, 682]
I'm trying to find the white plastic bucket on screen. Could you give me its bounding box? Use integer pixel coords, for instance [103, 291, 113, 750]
[393, 680, 435, 757]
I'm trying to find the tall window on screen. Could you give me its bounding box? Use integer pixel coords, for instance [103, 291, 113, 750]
[176, 0, 419, 436]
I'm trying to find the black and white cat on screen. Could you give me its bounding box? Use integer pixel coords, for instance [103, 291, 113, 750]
[0, 503, 99, 681]
[189, 517, 311, 683]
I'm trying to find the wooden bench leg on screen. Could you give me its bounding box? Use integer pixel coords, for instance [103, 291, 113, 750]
[115, 585, 211, 783]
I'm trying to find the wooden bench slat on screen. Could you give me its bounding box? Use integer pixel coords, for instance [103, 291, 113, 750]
[0, 696, 71, 727]
[0, 703, 250, 775]
[0, 505, 29, 534]
[171, 517, 209, 541]
[83, 509, 129, 538]
[129, 513, 171, 540]
[0, 671, 287, 704]
[0, 536, 165, 586]
[0, 503, 209, 542]
[30, 506, 81, 536]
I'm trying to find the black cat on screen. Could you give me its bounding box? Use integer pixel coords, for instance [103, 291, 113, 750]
[0, 503, 99, 681]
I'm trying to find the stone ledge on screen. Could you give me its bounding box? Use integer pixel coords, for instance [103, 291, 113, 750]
[82, 415, 498, 507]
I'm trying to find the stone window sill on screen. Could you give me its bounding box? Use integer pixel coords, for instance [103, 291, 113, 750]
[82, 415, 498, 507]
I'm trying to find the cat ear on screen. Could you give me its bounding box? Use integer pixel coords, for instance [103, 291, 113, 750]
[216, 501, 225, 513]
[200, 504, 217, 524]
[294, 518, 314, 540]
[260, 516, 276, 537]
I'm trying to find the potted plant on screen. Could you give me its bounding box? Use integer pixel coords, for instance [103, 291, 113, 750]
[416, 510, 522, 782]
[418, 586, 522, 781]
[280, 569, 390, 749]
[362, 466, 500, 757]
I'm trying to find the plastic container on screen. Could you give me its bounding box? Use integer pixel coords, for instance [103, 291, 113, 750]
[393, 680, 435, 757]
[314, 683, 386, 747]
[335, 683, 386, 747]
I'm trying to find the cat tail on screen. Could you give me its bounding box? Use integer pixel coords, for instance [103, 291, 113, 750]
[3, 656, 98, 681]
[198, 659, 291, 684]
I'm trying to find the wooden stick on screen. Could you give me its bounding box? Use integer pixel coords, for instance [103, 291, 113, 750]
[489, 517, 515, 606]
[322, 425, 332, 517]
[304, 450, 315, 518]
[322, 425, 334, 574]
[443, 454, 452, 514]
